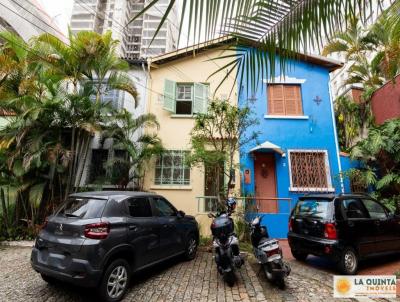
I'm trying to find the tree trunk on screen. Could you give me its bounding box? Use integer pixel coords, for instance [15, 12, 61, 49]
[75, 134, 91, 192]
[65, 127, 76, 199]
[0, 187, 9, 235]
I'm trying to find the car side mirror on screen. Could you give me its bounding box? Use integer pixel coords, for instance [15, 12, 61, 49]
[177, 210, 185, 218]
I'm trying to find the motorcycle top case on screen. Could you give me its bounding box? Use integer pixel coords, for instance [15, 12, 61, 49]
[211, 215, 234, 238]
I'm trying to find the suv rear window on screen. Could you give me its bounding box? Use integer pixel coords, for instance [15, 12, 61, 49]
[56, 197, 107, 219]
[295, 199, 331, 219]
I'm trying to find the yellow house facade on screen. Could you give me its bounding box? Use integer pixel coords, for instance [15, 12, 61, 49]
[143, 38, 239, 235]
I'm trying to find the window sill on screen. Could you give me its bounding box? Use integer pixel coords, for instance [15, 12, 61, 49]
[289, 187, 335, 193]
[264, 115, 309, 120]
[150, 185, 192, 190]
[170, 114, 195, 119]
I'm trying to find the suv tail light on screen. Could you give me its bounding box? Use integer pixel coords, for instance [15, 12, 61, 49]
[288, 218, 294, 232]
[324, 223, 337, 239]
[84, 222, 110, 239]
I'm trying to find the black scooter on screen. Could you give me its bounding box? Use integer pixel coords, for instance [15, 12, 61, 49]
[249, 215, 291, 289]
[208, 198, 244, 286]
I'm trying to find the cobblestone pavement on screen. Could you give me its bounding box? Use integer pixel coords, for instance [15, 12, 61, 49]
[0, 246, 267, 302]
[249, 258, 399, 302]
[0, 246, 398, 302]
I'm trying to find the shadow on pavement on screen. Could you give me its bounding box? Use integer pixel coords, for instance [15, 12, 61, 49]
[46, 255, 184, 301]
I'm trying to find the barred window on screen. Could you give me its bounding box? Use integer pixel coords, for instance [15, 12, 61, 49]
[155, 150, 190, 185]
[288, 150, 332, 191]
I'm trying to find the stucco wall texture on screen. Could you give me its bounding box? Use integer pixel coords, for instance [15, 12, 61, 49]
[371, 75, 400, 125]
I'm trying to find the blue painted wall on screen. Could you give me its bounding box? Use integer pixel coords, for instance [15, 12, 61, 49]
[239, 49, 343, 238]
[340, 154, 362, 193]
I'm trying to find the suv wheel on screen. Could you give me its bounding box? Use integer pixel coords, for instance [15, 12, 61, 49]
[291, 250, 308, 261]
[184, 233, 198, 260]
[338, 247, 358, 275]
[99, 259, 131, 302]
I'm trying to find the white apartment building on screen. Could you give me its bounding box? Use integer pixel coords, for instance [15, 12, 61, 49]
[70, 0, 178, 59]
[0, 0, 65, 41]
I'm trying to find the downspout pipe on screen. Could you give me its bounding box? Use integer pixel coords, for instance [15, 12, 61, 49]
[328, 80, 344, 193]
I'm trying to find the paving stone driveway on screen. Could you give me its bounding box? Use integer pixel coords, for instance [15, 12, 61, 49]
[0, 246, 398, 302]
[0, 246, 267, 302]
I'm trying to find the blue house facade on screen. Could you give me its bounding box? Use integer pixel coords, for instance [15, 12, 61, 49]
[239, 50, 344, 238]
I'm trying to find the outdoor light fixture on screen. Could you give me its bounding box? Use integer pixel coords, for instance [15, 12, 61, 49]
[313, 96, 322, 105]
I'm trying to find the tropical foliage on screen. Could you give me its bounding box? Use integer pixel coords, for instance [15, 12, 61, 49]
[0, 31, 160, 240]
[350, 118, 400, 211]
[188, 99, 259, 201]
[131, 0, 397, 93]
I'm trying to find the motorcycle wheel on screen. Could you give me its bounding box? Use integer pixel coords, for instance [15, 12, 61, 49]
[263, 264, 273, 281]
[277, 278, 286, 290]
[224, 270, 236, 287]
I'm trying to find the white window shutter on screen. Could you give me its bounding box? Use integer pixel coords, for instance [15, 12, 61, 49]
[193, 83, 208, 114]
[163, 79, 176, 112]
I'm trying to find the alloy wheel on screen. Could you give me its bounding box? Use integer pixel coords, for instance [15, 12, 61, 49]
[344, 251, 356, 273]
[107, 265, 128, 299]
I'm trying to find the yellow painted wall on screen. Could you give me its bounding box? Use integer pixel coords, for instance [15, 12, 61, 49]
[144, 47, 239, 236]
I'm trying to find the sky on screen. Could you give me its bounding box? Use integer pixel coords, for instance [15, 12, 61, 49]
[38, 0, 74, 35]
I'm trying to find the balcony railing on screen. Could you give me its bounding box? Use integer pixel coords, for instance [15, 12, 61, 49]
[197, 196, 293, 215]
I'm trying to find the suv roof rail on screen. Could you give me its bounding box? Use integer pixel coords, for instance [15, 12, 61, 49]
[338, 192, 370, 197]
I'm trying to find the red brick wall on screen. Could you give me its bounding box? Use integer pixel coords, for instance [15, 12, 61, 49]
[371, 75, 400, 125]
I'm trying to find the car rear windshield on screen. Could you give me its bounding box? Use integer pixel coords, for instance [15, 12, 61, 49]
[56, 197, 107, 219]
[294, 199, 331, 219]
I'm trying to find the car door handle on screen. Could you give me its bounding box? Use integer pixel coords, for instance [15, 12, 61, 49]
[129, 225, 138, 231]
[348, 221, 354, 227]
[374, 220, 380, 226]
[162, 224, 169, 228]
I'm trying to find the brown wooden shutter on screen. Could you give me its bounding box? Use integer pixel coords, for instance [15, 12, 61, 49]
[268, 84, 303, 115]
[268, 85, 285, 115]
[283, 85, 303, 115]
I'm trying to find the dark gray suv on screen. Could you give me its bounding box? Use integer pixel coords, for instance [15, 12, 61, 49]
[31, 191, 199, 301]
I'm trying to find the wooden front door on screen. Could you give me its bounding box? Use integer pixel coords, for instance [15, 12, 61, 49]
[254, 153, 277, 213]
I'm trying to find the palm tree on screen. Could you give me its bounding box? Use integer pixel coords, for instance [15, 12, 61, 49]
[35, 31, 139, 198]
[345, 55, 384, 89]
[131, 0, 398, 93]
[368, 6, 400, 80]
[322, 16, 375, 60]
[102, 109, 163, 190]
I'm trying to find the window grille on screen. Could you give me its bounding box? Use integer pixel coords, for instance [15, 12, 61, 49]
[289, 150, 332, 191]
[155, 150, 190, 185]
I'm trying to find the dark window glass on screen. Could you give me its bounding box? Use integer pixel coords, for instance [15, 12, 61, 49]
[153, 197, 176, 217]
[361, 199, 387, 219]
[128, 198, 152, 217]
[57, 198, 107, 219]
[342, 199, 369, 219]
[294, 199, 330, 219]
[90, 149, 108, 183]
[176, 101, 192, 114]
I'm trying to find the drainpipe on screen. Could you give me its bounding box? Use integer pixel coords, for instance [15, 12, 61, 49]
[328, 80, 344, 193]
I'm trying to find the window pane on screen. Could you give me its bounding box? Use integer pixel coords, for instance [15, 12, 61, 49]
[153, 197, 176, 216]
[128, 198, 152, 217]
[361, 199, 387, 219]
[154, 151, 190, 185]
[56, 198, 107, 219]
[342, 199, 369, 219]
[294, 199, 330, 219]
[176, 101, 192, 114]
